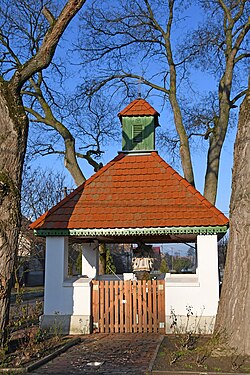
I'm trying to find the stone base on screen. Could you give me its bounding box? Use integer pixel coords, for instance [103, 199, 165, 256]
[165, 315, 216, 334]
[40, 314, 91, 335]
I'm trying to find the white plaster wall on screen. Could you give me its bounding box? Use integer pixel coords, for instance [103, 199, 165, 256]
[44, 237, 72, 315]
[197, 234, 219, 313]
[82, 242, 99, 278]
[165, 234, 219, 332]
[44, 237, 93, 317]
[42, 276, 92, 334]
[72, 277, 92, 316]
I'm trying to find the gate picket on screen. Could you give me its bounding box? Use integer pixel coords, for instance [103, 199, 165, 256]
[124, 281, 131, 333]
[132, 281, 138, 332]
[99, 281, 105, 333]
[104, 281, 109, 333]
[148, 280, 152, 332]
[158, 280, 165, 333]
[142, 280, 148, 332]
[114, 281, 119, 332]
[109, 280, 114, 332]
[119, 281, 124, 332]
[91, 279, 165, 333]
[92, 280, 99, 333]
[153, 279, 157, 332]
[137, 282, 142, 332]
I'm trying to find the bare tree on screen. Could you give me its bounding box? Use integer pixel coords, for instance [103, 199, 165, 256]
[184, 0, 250, 204]
[76, 0, 250, 204]
[15, 217, 45, 293]
[21, 165, 68, 221]
[16, 166, 70, 291]
[77, 0, 195, 187]
[23, 77, 119, 185]
[215, 84, 250, 354]
[0, 0, 86, 347]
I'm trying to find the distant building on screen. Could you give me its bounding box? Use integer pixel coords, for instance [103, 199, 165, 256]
[17, 217, 45, 287]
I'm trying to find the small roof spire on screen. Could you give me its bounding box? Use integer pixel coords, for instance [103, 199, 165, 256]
[138, 77, 142, 99]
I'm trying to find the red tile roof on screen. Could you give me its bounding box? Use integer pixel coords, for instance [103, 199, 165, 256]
[30, 152, 228, 231]
[118, 99, 160, 117]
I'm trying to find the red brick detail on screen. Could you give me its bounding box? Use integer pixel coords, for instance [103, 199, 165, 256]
[30, 152, 229, 230]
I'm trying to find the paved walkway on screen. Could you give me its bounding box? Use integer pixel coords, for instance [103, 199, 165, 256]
[32, 333, 162, 375]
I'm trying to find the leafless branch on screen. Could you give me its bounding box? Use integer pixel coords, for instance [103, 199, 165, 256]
[231, 88, 248, 106]
[10, 0, 87, 91]
[42, 6, 56, 26]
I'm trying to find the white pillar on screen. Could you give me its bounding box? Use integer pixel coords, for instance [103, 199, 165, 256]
[82, 241, 99, 278]
[165, 234, 220, 333]
[41, 236, 93, 334]
[197, 234, 219, 315]
[44, 236, 69, 314]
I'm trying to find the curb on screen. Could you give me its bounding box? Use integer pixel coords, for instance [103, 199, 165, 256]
[0, 337, 81, 374]
[148, 335, 165, 372]
[0, 369, 26, 374]
[10, 292, 44, 303]
[151, 371, 249, 375]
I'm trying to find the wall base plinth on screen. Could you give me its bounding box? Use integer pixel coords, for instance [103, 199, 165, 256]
[165, 315, 216, 334]
[40, 314, 91, 335]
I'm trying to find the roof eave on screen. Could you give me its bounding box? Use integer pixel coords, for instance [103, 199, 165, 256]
[33, 225, 229, 237]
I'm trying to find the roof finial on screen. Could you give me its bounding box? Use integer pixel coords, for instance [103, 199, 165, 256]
[138, 77, 142, 99]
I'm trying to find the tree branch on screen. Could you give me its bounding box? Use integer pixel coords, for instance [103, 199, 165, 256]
[231, 89, 248, 106]
[143, 0, 166, 36]
[233, 0, 247, 23]
[76, 151, 103, 171]
[10, 0, 87, 92]
[233, 16, 250, 52]
[85, 73, 170, 96]
[0, 33, 22, 68]
[42, 6, 56, 26]
[234, 52, 250, 63]
[218, 0, 233, 25]
[24, 107, 46, 123]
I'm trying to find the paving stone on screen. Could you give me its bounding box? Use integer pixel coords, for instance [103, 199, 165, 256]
[32, 333, 161, 374]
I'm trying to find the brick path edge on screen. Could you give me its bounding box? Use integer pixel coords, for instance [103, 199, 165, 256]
[26, 337, 81, 373]
[0, 337, 81, 374]
[151, 371, 249, 375]
[148, 335, 165, 372]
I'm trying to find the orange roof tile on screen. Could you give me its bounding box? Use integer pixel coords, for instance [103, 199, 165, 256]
[118, 99, 160, 117]
[30, 152, 229, 231]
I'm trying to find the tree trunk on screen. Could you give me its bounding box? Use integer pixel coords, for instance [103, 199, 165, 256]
[203, 97, 231, 205]
[64, 138, 86, 186]
[0, 0, 87, 349]
[203, 56, 234, 205]
[98, 243, 106, 275]
[215, 86, 250, 355]
[169, 92, 195, 187]
[0, 81, 29, 347]
[203, 117, 227, 205]
[164, 0, 195, 187]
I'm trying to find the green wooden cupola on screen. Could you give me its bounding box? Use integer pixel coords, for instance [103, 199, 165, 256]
[118, 98, 160, 152]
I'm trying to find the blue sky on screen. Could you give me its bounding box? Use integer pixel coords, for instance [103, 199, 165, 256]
[29, 1, 245, 218]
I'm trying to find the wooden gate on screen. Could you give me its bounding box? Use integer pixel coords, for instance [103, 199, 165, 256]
[92, 279, 165, 333]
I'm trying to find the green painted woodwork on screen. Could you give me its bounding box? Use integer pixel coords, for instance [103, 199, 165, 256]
[122, 116, 156, 151]
[34, 225, 228, 237]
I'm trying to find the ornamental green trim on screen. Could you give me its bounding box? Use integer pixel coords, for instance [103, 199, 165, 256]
[33, 225, 228, 237]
